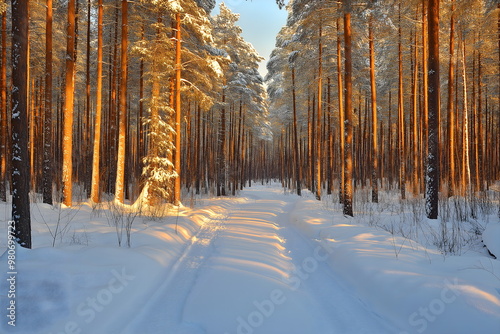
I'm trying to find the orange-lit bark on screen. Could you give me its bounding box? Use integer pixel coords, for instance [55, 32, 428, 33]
[62, 0, 76, 206]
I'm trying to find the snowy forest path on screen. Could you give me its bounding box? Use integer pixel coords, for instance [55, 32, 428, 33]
[121, 201, 231, 334]
[122, 185, 395, 334]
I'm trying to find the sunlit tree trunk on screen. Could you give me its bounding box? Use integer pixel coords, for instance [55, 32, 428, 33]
[83, 0, 92, 196]
[138, 24, 145, 186]
[473, 46, 482, 192]
[327, 77, 333, 195]
[411, 26, 420, 196]
[307, 94, 312, 192]
[195, 105, 202, 194]
[91, 0, 104, 203]
[421, 0, 429, 195]
[369, 12, 378, 203]
[174, 13, 182, 204]
[398, 4, 406, 200]
[292, 67, 301, 196]
[343, 7, 354, 217]
[217, 90, 226, 197]
[106, 5, 119, 194]
[337, 16, 345, 204]
[316, 21, 323, 200]
[461, 37, 471, 194]
[115, 0, 128, 203]
[476, 49, 483, 192]
[11, 0, 31, 248]
[62, 0, 77, 206]
[388, 92, 393, 187]
[447, 0, 456, 197]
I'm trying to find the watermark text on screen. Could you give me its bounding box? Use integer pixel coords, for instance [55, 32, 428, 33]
[6, 220, 17, 327]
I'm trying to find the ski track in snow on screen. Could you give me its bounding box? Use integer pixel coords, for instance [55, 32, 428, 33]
[121, 210, 230, 334]
[122, 187, 396, 334]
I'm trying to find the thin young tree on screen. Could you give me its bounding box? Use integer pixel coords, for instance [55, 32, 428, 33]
[11, 0, 31, 248]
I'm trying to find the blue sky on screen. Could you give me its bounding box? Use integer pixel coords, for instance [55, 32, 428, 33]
[213, 0, 288, 78]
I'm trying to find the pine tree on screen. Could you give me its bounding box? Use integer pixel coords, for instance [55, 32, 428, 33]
[343, 3, 354, 217]
[134, 8, 177, 204]
[174, 12, 182, 204]
[115, 0, 129, 203]
[90, 0, 104, 203]
[426, 0, 440, 219]
[447, 0, 456, 197]
[0, 7, 6, 202]
[42, 0, 53, 205]
[368, 5, 378, 203]
[62, 0, 77, 206]
[11, 0, 31, 248]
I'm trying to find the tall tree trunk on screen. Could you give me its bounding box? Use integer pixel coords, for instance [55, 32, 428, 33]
[447, 0, 456, 197]
[84, 0, 92, 196]
[42, 0, 53, 204]
[316, 21, 323, 200]
[388, 92, 393, 187]
[473, 47, 482, 192]
[327, 77, 333, 195]
[343, 7, 354, 217]
[196, 105, 202, 194]
[422, 0, 429, 195]
[337, 16, 345, 204]
[174, 13, 182, 204]
[398, 5, 406, 200]
[292, 67, 301, 196]
[11, 0, 31, 248]
[217, 90, 226, 197]
[138, 24, 145, 185]
[115, 0, 128, 203]
[0, 11, 7, 202]
[233, 100, 243, 195]
[107, 5, 119, 194]
[476, 49, 483, 192]
[461, 37, 471, 194]
[426, 0, 440, 219]
[91, 0, 104, 203]
[412, 26, 420, 195]
[369, 12, 378, 203]
[307, 94, 313, 191]
[62, 0, 77, 206]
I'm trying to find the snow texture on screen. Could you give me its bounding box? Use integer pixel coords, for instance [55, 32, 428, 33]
[0, 185, 498, 333]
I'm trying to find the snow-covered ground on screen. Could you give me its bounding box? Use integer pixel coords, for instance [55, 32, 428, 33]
[0, 184, 499, 333]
